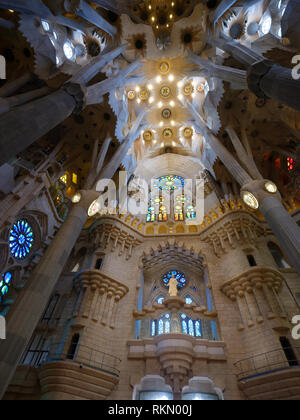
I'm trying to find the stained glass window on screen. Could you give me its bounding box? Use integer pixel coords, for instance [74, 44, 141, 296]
[186, 204, 196, 220]
[147, 206, 156, 222]
[165, 320, 170, 333]
[181, 314, 202, 337]
[0, 272, 12, 303]
[188, 319, 195, 336]
[185, 297, 193, 305]
[152, 313, 171, 336]
[147, 196, 168, 223]
[175, 194, 185, 222]
[162, 270, 186, 289]
[195, 321, 202, 337]
[60, 174, 68, 184]
[181, 313, 188, 334]
[151, 320, 156, 337]
[9, 220, 34, 259]
[154, 175, 185, 192]
[287, 157, 295, 171]
[158, 319, 164, 335]
[157, 296, 165, 305]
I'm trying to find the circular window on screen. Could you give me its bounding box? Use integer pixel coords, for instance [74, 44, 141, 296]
[9, 220, 34, 259]
[162, 270, 186, 289]
[154, 175, 185, 191]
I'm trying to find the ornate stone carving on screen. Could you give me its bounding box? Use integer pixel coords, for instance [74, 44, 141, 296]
[221, 267, 290, 330]
[73, 269, 129, 328]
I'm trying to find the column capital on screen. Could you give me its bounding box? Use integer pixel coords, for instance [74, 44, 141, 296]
[247, 59, 275, 98]
[62, 82, 86, 115]
[241, 179, 281, 206]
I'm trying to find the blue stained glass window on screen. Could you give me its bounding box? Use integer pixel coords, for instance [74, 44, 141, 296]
[162, 270, 186, 289]
[185, 297, 193, 305]
[153, 313, 171, 336]
[181, 314, 202, 337]
[165, 320, 170, 333]
[151, 320, 156, 337]
[188, 319, 195, 336]
[157, 296, 165, 305]
[158, 319, 164, 335]
[182, 319, 188, 334]
[0, 272, 12, 303]
[9, 220, 34, 259]
[195, 321, 202, 337]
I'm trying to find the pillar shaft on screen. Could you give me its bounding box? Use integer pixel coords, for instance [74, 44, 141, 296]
[0, 119, 143, 396]
[0, 72, 32, 97]
[135, 269, 144, 339]
[259, 196, 300, 275]
[0, 202, 89, 399]
[0, 89, 76, 166]
[204, 132, 253, 186]
[0, 86, 50, 115]
[259, 64, 300, 111]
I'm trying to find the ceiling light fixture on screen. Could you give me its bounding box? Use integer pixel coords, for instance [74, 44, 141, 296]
[241, 191, 259, 210]
[265, 181, 278, 194]
[72, 193, 82, 204]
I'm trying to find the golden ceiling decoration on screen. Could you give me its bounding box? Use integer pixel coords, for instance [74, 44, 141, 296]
[159, 61, 170, 74]
[160, 85, 171, 98]
[183, 127, 193, 138]
[163, 128, 173, 139]
[162, 108, 172, 119]
[139, 88, 151, 101]
[143, 130, 154, 142]
[127, 90, 136, 100]
[183, 82, 194, 96]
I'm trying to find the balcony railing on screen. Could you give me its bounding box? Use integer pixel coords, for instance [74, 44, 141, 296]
[22, 344, 121, 377]
[234, 347, 300, 381]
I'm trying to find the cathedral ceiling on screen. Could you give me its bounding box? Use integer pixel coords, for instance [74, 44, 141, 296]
[0, 0, 299, 205]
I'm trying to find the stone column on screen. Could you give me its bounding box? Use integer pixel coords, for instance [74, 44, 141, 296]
[242, 180, 300, 276]
[0, 86, 50, 115]
[0, 190, 98, 399]
[207, 36, 300, 111]
[0, 119, 142, 397]
[64, 0, 117, 37]
[135, 269, 144, 339]
[247, 60, 300, 111]
[0, 84, 84, 166]
[0, 72, 32, 97]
